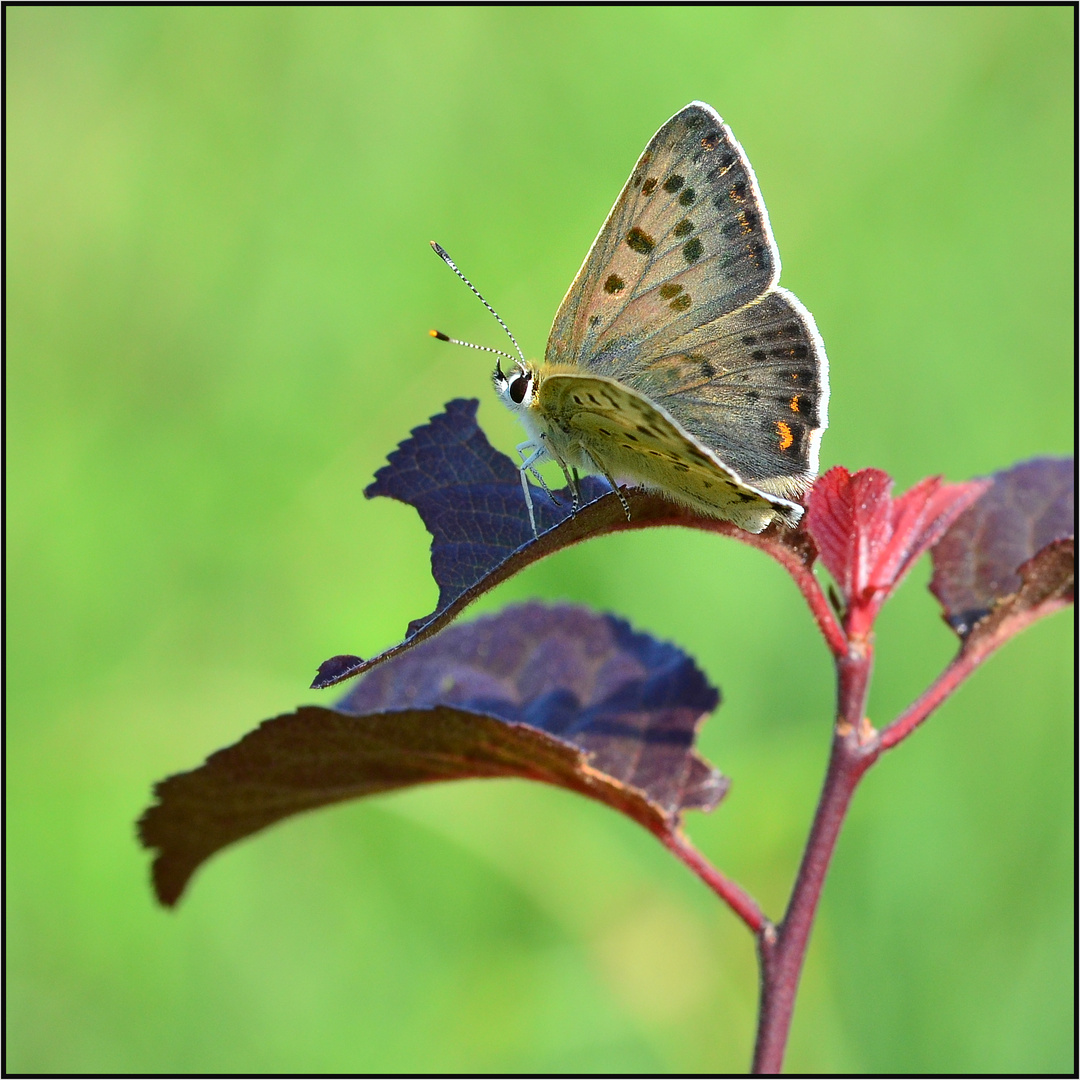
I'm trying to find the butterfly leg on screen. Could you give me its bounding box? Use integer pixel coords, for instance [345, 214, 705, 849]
[517, 441, 560, 506]
[540, 447, 581, 516]
[583, 451, 631, 522]
[515, 442, 547, 535]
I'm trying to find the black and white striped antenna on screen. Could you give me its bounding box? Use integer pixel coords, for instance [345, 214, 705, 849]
[428, 241, 526, 372]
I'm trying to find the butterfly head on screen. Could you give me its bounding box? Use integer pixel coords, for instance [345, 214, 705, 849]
[493, 360, 537, 413]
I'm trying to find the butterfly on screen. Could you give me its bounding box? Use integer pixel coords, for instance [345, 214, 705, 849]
[434, 101, 828, 535]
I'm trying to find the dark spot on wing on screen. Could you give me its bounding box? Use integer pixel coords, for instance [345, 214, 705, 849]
[626, 227, 655, 255]
[683, 237, 703, 263]
[659, 283, 683, 299]
[669, 294, 691, 312]
[701, 131, 720, 150]
[663, 174, 685, 193]
[641, 177, 658, 196]
[729, 181, 747, 202]
[673, 218, 694, 238]
[604, 274, 626, 294]
[678, 187, 696, 206]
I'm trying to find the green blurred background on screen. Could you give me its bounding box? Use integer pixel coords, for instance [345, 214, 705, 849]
[7, 7, 1073, 1073]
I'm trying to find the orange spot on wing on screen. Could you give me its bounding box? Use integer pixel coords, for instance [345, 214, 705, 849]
[789, 394, 800, 412]
[776, 420, 793, 451]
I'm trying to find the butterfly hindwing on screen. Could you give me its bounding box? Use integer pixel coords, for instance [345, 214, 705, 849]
[536, 372, 801, 532]
[587, 288, 828, 497]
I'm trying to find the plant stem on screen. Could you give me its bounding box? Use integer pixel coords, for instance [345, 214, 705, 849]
[880, 593, 1066, 750]
[751, 641, 879, 1074]
[659, 826, 767, 934]
[785, 558, 848, 660]
[744, 532, 848, 659]
[879, 648, 979, 750]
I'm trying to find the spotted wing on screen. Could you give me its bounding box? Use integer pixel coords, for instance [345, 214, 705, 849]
[589, 288, 828, 497]
[546, 101, 782, 368]
[544, 102, 827, 496]
[537, 372, 802, 532]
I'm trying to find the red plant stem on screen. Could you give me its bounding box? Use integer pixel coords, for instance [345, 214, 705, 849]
[786, 558, 848, 660]
[750, 536, 848, 659]
[880, 596, 1069, 750]
[659, 826, 767, 934]
[751, 640, 879, 1074]
[879, 648, 980, 750]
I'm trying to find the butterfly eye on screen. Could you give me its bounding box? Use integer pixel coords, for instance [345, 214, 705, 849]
[508, 372, 532, 404]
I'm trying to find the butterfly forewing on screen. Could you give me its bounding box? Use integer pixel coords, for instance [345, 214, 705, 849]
[545, 102, 781, 369]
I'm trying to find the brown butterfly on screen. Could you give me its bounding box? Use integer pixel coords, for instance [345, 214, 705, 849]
[440, 102, 828, 534]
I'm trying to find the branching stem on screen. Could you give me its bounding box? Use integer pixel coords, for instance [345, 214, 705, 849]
[750, 638, 878, 1073]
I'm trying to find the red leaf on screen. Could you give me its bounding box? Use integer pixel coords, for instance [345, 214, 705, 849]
[875, 476, 989, 594]
[804, 467, 894, 602]
[805, 467, 987, 636]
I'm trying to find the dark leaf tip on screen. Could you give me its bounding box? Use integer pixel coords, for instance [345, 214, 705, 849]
[311, 654, 365, 689]
[930, 457, 1074, 642]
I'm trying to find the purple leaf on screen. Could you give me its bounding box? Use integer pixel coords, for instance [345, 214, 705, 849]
[365, 398, 613, 571]
[930, 457, 1074, 643]
[314, 400, 810, 688]
[141, 603, 727, 907]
